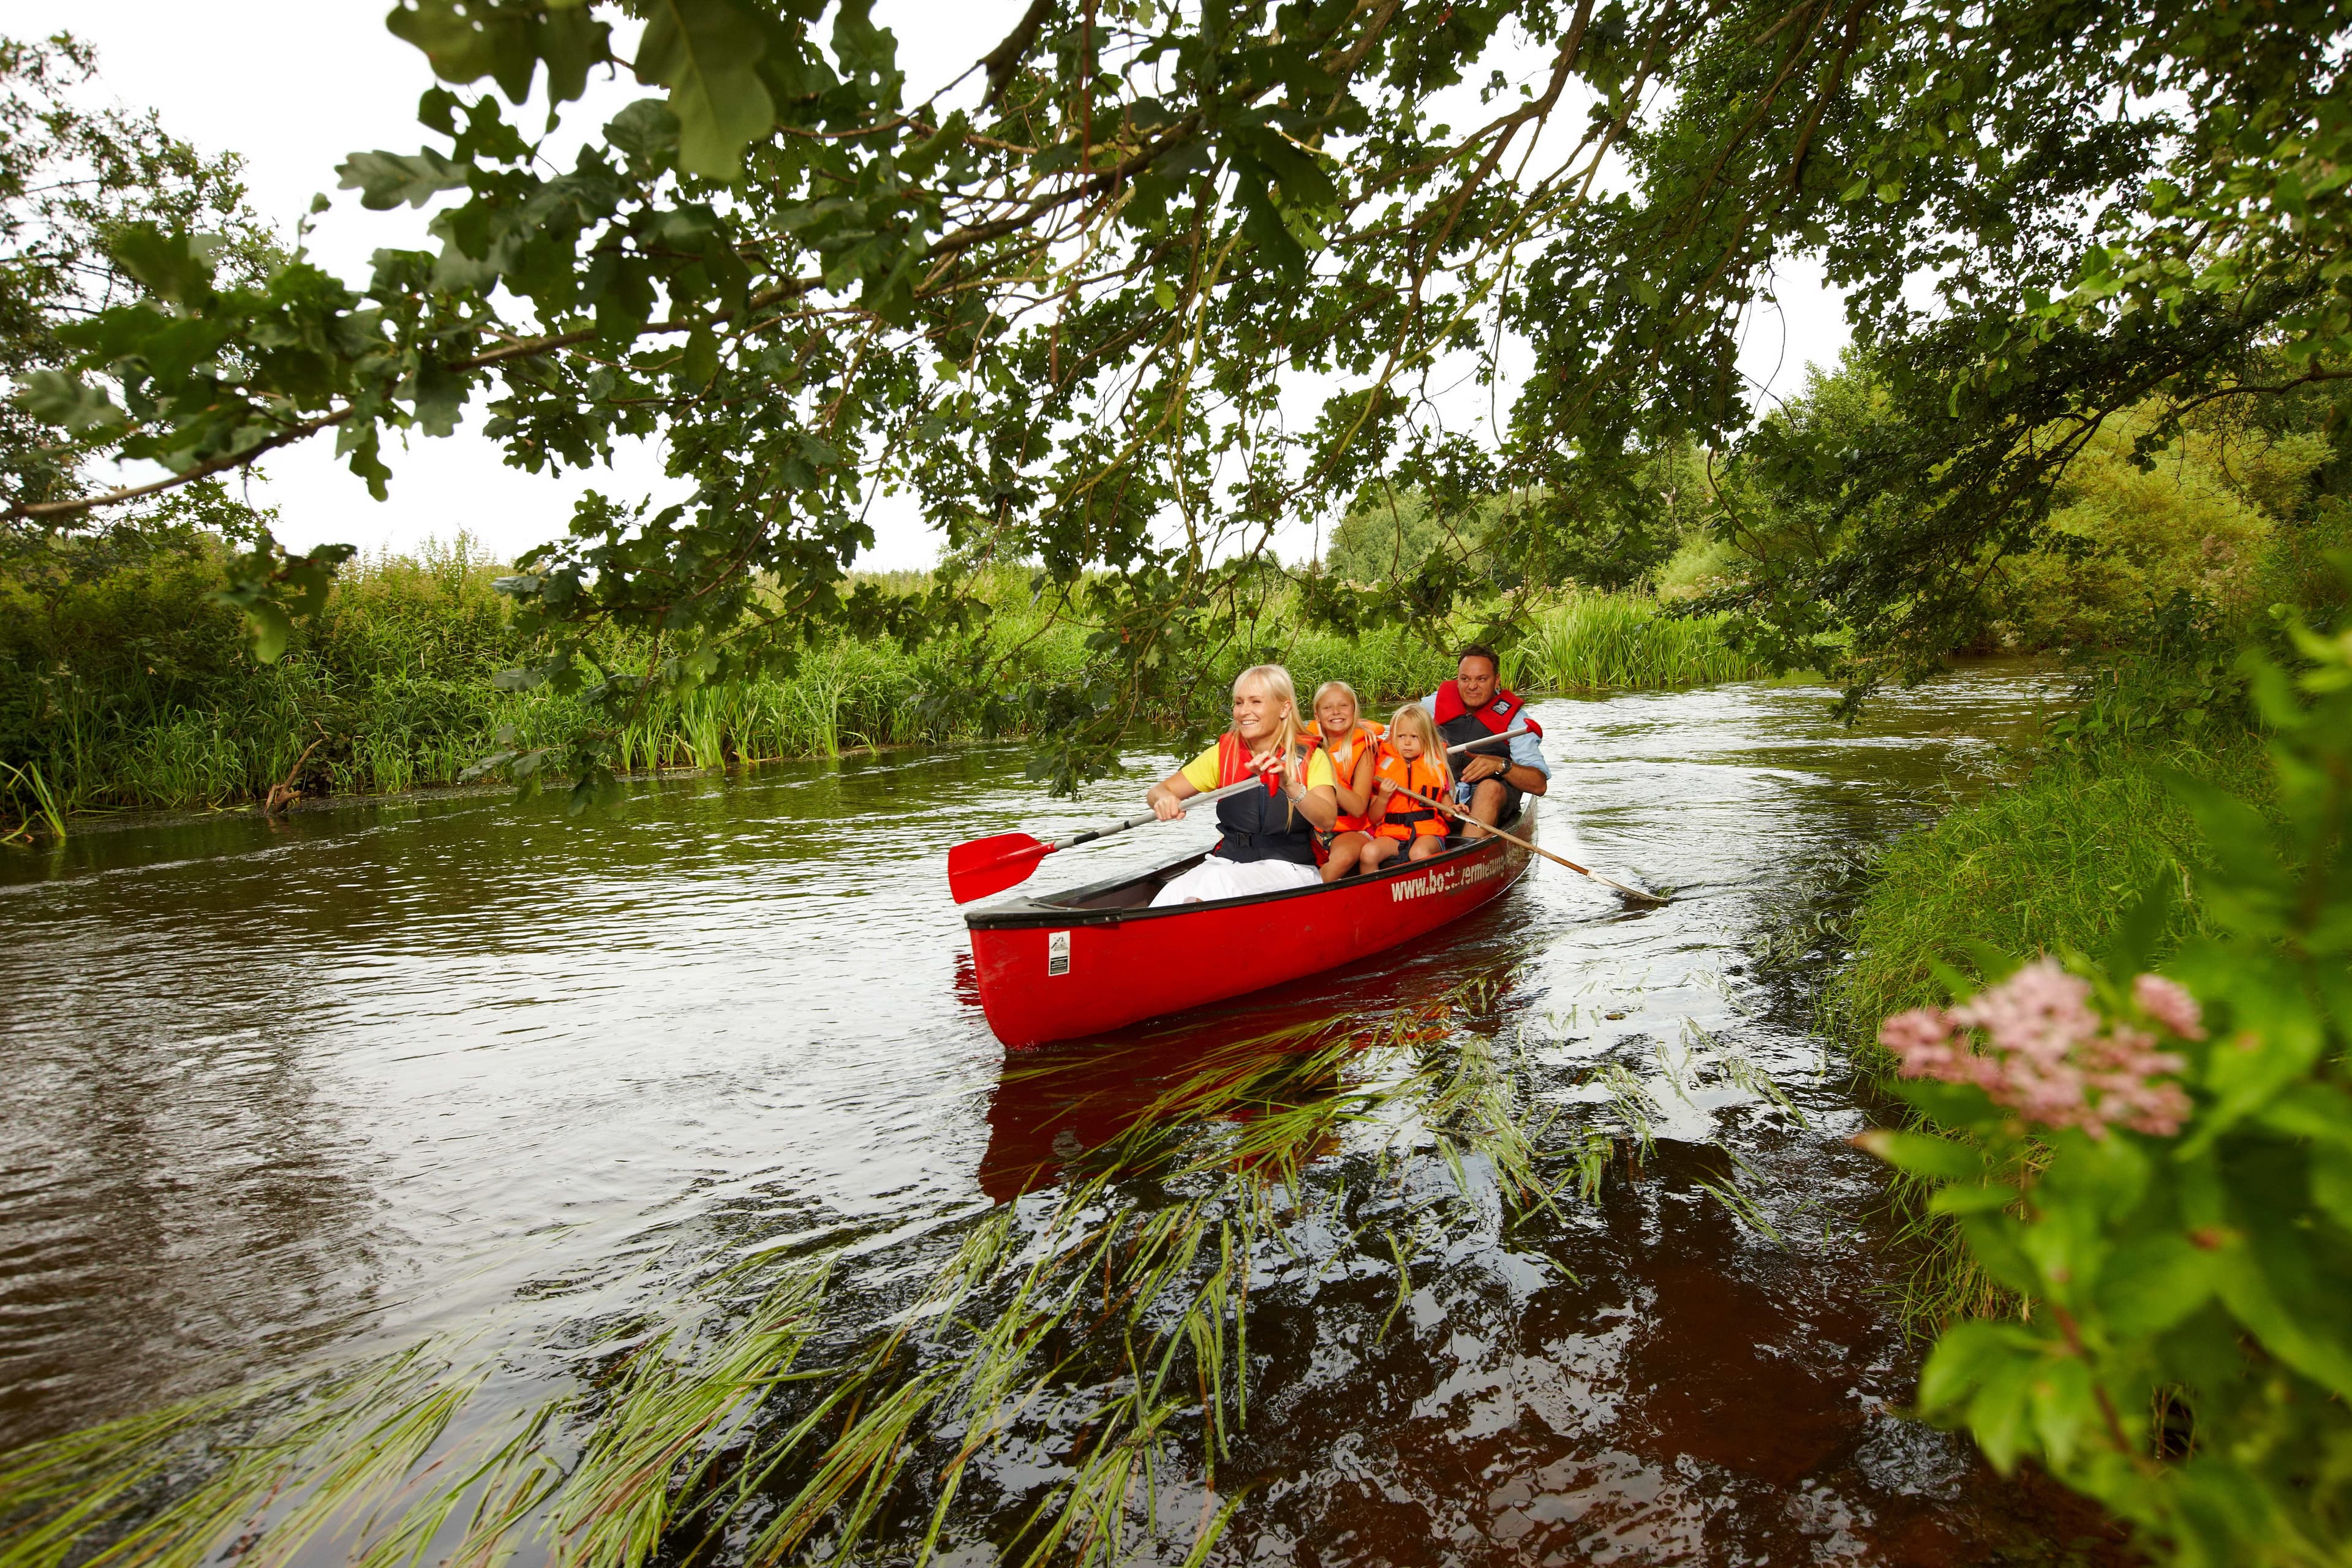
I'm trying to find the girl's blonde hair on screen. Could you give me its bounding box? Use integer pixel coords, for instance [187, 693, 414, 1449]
[1384, 703, 1452, 788]
[1232, 664, 1303, 758]
[1310, 680, 1361, 728]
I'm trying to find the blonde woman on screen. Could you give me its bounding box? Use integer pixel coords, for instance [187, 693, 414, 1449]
[1144, 665, 1339, 905]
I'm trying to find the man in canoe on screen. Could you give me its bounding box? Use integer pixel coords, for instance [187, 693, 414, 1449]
[1144, 665, 1340, 905]
[1417, 644, 1548, 837]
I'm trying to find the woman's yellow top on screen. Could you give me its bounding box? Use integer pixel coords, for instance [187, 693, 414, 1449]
[1177, 743, 1336, 793]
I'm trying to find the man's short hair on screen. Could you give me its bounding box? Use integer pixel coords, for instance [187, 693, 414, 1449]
[1456, 643, 1501, 674]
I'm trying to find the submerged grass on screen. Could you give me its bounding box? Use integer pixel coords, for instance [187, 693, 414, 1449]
[0, 987, 1615, 1568]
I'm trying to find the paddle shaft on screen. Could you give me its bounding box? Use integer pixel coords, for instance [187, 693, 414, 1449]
[1385, 782, 1665, 903]
[1051, 772, 1267, 856]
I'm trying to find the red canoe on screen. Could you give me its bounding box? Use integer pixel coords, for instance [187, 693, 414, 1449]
[963, 806, 1537, 1047]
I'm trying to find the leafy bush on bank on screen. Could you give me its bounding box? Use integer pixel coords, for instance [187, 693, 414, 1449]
[1853, 613, 2351, 1566]
[1827, 734, 2267, 1324]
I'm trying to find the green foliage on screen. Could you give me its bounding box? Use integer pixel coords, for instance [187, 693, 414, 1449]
[1857, 589, 2352, 1565]
[0, 34, 274, 516]
[1988, 407, 2315, 653]
[0, 535, 1469, 824]
[12, 0, 2347, 780]
[1320, 484, 1501, 588]
[1510, 590, 1766, 690]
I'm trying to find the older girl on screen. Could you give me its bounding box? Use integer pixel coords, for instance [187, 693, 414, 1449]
[1144, 665, 1339, 905]
[1306, 680, 1382, 881]
[1362, 703, 1453, 870]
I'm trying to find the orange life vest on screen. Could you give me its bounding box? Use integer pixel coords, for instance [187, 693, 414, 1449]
[1372, 748, 1452, 840]
[1305, 721, 1384, 833]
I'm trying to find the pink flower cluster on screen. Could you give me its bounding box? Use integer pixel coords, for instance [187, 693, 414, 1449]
[1878, 960, 2201, 1138]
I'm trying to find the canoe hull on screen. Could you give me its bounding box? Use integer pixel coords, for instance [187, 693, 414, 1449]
[964, 808, 1534, 1047]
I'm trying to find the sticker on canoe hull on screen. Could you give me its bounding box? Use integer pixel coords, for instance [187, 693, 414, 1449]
[1389, 854, 1507, 903]
[1047, 930, 1071, 976]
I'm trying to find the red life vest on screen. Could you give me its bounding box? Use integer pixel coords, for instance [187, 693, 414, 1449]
[1303, 721, 1383, 833]
[1372, 748, 1451, 840]
[1432, 680, 1542, 747]
[1214, 732, 1286, 793]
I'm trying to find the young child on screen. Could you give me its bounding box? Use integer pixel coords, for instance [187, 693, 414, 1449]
[1362, 703, 1454, 870]
[1306, 680, 1383, 881]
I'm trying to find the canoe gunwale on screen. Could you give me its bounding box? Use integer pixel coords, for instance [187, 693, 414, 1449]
[962, 804, 1533, 931]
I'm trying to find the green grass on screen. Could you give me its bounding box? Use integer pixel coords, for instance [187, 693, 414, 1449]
[1508, 591, 1766, 691]
[0, 530, 1762, 831]
[0, 541, 1112, 823]
[1825, 735, 2265, 1046]
[1823, 731, 2272, 1324]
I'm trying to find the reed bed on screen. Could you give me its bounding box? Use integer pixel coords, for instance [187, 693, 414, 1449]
[2, 524, 1762, 832]
[0, 988, 1657, 1568]
[1509, 592, 1765, 692]
[1, 538, 1473, 826]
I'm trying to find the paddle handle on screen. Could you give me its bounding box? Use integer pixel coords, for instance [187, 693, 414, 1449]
[1387, 783, 1664, 903]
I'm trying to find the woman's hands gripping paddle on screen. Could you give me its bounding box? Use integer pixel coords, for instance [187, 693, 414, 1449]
[948, 773, 1270, 904]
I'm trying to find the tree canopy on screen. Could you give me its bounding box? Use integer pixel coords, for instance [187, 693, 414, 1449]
[7, 0, 2350, 796]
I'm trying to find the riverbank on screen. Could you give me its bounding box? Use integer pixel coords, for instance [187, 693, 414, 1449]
[1823, 725, 2274, 1321]
[1, 537, 1763, 828]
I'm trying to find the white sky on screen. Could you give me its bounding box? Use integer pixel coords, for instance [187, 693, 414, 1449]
[23, 2, 1852, 568]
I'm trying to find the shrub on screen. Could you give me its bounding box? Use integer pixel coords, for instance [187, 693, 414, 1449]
[1856, 600, 2352, 1566]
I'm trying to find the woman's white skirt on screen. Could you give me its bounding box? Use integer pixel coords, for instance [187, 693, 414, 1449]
[1150, 854, 1319, 907]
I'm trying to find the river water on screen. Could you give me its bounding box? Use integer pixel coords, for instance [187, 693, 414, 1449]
[0, 671, 2127, 1564]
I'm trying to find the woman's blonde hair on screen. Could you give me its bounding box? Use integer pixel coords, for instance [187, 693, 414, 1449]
[1384, 702, 1452, 789]
[1310, 680, 1360, 728]
[1232, 664, 1302, 758]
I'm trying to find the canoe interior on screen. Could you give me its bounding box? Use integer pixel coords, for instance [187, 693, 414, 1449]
[963, 807, 1531, 929]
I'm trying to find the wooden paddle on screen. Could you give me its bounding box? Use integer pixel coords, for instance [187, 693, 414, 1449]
[1384, 782, 1667, 904]
[946, 725, 1540, 905]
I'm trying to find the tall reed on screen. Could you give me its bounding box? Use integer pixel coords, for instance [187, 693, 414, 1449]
[1510, 592, 1765, 691]
[0, 761, 64, 841]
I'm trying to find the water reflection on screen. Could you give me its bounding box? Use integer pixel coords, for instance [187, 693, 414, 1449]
[0, 667, 2132, 1562]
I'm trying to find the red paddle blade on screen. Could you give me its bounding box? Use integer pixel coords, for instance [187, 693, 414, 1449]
[948, 832, 1054, 904]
